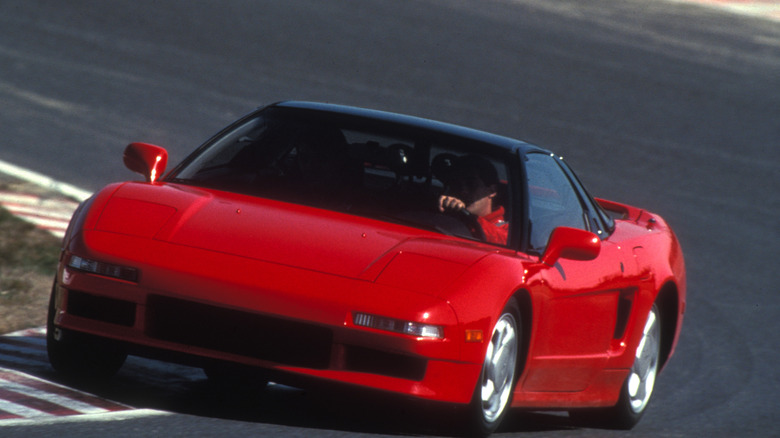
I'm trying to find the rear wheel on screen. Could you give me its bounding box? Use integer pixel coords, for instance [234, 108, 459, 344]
[46, 283, 127, 380]
[467, 299, 520, 436]
[570, 303, 661, 429]
[624, 304, 661, 414]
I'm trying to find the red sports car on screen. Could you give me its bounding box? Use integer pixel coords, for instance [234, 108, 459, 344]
[47, 101, 685, 435]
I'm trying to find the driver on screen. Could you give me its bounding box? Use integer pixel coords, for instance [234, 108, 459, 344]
[438, 155, 508, 245]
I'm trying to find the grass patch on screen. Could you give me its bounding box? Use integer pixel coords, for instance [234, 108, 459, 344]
[0, 206, 61, 334]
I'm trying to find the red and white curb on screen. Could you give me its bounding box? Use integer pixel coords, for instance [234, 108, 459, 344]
[0, 192, 79, 239]
[0, 160, 91, 202]
[0, 328, 150, 424]
[0, 159, 91, 239]
[0, 368, 132, 420]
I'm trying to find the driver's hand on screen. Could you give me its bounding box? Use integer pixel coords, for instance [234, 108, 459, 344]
[438, 195, 466, 212]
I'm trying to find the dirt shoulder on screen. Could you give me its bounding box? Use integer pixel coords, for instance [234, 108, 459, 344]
[0, 177, 63, 334]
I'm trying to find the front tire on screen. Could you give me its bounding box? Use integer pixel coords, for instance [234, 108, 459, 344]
[467, 299, 520, 436]
[46, 283, 127, 380]
[203, 362, 269, 390]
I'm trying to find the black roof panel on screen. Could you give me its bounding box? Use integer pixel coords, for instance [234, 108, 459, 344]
[270, 101, 547, 155]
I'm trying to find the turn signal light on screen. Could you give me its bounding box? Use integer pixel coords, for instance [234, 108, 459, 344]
[465, 329, 484, 343]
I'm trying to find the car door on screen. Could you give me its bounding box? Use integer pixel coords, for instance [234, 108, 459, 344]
[520, 152, 633, 392]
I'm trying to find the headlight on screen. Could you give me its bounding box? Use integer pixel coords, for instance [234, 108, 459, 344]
[352, 312, 444, 339]
[67, 255, 139, 282]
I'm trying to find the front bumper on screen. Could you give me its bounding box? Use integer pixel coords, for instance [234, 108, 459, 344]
[53, 259, 481, 404]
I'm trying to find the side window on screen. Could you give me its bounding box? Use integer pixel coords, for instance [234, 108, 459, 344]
[526, 153, 587, 251]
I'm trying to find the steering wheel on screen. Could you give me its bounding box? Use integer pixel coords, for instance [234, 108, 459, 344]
[451, 209, 486, 241]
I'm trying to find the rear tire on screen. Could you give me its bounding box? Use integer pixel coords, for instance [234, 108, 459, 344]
[570, 303, 661, 429]
[466, 299, 521, 437]
[46, 283, 127, 380]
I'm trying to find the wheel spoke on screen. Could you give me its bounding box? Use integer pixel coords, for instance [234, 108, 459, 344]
[481, 379, 495, 401]
[628, 372, 640, 397]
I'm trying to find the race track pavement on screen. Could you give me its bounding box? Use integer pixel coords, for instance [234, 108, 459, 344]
[667, 0, 780, 21]
[0, 1, 777, 239]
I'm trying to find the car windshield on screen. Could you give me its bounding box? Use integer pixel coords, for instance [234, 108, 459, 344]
[169, 108, 512, 245]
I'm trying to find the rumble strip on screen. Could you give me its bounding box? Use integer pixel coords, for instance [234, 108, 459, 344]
[0, 328, 137, 423]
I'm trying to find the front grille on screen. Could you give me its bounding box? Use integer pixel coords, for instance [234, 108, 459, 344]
[145, 295, 333, 369]
[344, 345, 427, 381]
[67, 290, 136, 327]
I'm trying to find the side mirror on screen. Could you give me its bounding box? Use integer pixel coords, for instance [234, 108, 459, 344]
[123, 143, 168, 182]
[541, 226, 601, 266]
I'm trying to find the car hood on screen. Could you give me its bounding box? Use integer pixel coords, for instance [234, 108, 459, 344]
[92, 182, 490, 286]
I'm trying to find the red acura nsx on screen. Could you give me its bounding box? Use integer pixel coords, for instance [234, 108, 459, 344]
[47, 101, 685, 435]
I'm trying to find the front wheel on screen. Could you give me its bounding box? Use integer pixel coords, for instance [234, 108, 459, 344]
[467, 299, 520, 436]
[46, 283, 127, 380]
[203, 362, 269, 390]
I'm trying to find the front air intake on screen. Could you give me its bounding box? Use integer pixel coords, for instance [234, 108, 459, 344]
[145, 295, 333, 369]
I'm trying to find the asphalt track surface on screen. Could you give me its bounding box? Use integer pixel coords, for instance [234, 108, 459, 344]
[0, 1, 778, 437]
